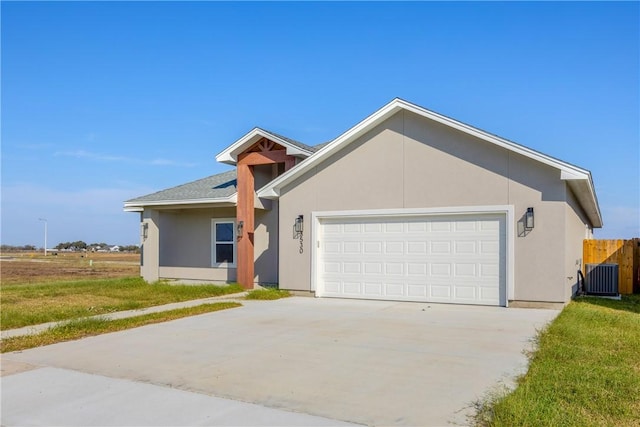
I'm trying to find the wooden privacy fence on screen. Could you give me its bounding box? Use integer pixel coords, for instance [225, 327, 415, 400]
[583, 239, 640, 294]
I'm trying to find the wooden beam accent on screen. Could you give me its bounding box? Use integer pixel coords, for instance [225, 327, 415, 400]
[236, 163, 255, 289]
[262, 140, 275, 152]
[246, 139, 284, 153]
[235, 148, 296, 289]
[238, 150, 291, 166]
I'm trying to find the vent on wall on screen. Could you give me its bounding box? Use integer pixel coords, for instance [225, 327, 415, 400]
[585, 264, 619, 296]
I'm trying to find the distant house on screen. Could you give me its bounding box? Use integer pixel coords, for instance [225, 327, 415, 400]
[110, 246, 120, 252]
[124, 98, 602, 308]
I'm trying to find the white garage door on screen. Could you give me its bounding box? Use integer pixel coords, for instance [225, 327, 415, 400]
[316, 213, 506, 306]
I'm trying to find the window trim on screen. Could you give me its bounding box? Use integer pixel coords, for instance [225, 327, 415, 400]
[211, 218, 236, 268]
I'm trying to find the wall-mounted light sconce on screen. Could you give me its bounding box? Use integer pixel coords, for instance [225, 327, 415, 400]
[525, 207, 535, 230]
[141, 223, 149, 240]
[293, 215, 304, 253]
[237, 220, 244, 237]
[293, 215, 304, 237]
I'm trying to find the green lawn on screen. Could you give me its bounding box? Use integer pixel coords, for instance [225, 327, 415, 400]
[1, 277, 243, 330]
[475, 295, 640, 426]
[1, 302, 242, 353]
[245, 288, 291, 300]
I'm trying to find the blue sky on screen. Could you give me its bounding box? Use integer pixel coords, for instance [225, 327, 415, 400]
[1, 1, 638, 246]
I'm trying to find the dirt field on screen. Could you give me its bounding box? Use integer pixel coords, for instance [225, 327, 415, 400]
[0, 252, 140, 285]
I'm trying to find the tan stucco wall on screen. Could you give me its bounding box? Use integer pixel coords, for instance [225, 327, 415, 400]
[147, 206, 278, 284]
[565, 186, 591, 300]
[278, 110, 587, 303]
[140, 209, 160, 282]
[159, 208, 234, 268]
[253, 203, 279, 284]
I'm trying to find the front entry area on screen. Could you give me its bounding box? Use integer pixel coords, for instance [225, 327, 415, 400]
[315, 211, 507, 306]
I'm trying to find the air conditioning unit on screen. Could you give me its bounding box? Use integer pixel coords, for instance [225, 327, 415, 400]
[585, 263, 619, 296]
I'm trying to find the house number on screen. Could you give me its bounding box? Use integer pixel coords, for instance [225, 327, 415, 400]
[299, 234, 304, 254]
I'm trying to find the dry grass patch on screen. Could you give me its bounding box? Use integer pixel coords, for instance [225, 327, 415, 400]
[0, 252, 139, 285]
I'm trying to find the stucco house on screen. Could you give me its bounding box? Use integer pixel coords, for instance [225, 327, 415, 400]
[124, 98, 601, 308]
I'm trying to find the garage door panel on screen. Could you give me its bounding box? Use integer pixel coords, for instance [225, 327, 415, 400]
[454, 286, 477, 300]
[408, 222, 427, 232]
[343, 282, 361, 294]
[363, 282, 383, 296]
[454, 241, 477, 254]
[342, 223, 359, 233]
[454, 263, 477, 277]
[385, 262, 404, 275]
[480, 263, 499, 278]
[364, 223, 382, 233]
[323, 262, 341, 274]
[318, 213, 506, 306]
[385, 222, 404, 233]
[386, 283, 405, 296]
[431, 263, 451, 276]
[343, 242, 361, 253]
[407, 242, 427, 254]
[363, 262, 382, 274]
[430, 221, 452, 232]
[480, 241, 499, 254]
[430, 241, 451, 254]
[407, 284, 428, 297]
[385, 242, 404, 254]
[364, 242, 383, 254]
[479, 286, 499, 301]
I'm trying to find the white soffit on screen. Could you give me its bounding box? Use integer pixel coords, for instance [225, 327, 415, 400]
[215, 128, 313, 165]
[123, 194, 238, 212]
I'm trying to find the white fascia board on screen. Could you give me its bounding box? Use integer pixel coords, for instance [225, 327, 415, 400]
[215, 128, 313, 166]
[258, 98, 598, 215]
[566, 178, 603, 228]
[257, 100, 403, 199]
[396, 99, 593, 180]
[123, 194, 238, 211]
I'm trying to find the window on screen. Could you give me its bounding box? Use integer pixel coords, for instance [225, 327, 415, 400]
[211, 219, 236, 267]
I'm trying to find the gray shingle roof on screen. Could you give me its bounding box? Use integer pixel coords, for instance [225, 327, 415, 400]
[126, 170, 237, 204]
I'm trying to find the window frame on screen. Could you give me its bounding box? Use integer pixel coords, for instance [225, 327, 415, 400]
[211, 218, 236, 268]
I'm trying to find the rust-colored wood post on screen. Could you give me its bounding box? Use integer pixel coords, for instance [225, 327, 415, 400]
[236, 162, 255, 289]
[235, 146, 297, 289]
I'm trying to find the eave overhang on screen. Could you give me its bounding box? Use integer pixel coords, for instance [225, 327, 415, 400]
[123, 194, 237, 212]
[123, 193, 273, 212]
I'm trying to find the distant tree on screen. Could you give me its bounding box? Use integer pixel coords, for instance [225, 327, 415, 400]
[71, 241, 87, 250]
[1, 244, 36, 252]
[55, 241, 87, 251]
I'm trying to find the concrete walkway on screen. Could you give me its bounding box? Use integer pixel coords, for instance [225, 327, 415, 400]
[1, 366, 359, 426]
[1, 292, 248, 339]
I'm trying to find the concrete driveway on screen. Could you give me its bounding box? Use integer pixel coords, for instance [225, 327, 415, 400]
[1, 297, 559, 426]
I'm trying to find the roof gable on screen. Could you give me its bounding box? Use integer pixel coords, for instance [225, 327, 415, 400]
[256, 98, 602, 227]
[216, 127, 316, 166]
